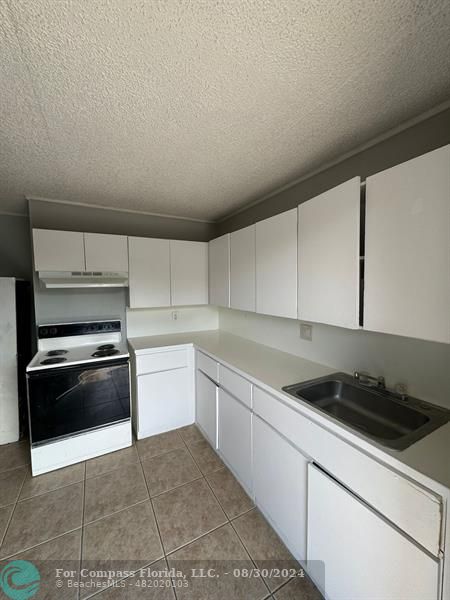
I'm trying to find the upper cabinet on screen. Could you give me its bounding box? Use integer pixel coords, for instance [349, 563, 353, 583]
[33, 229, 85, 271]
[298, 177, 361, 329]
[84, 233, 128, 272]
[170, 240, 208, 306]
[364, 145, 450, 343]
[128, 237, 171, 308]
[33, 229, 128, 273]
[208, 234, 230, 307]
[256, 208, 297, 319]
[230, 224, 256, 312]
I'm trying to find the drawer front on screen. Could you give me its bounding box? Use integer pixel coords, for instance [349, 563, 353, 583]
[196, 351, 218, 382]
[253, 386, 442, 556]
[136, 349, 188, 375]
[219, 364, 252, 408]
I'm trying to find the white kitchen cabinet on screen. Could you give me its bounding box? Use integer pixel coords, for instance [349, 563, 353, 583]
[253, 415, 308, 560]
[170, 240, 208, 306]
[298, 178, 360, 328]
[218, 388, 252, 494]
[208, 234, 230, 307]
[196, 369, 218, 448]
[230, 224, 256, 312]
[307, 464, 440, 600]
[133, 348, 194, 439]
[33, 228, 85, 272]
[255, 209, 297, 319]
[128, 236, 171, 308]
[364, 145, 450, 343]
[84, 233, 128, 272]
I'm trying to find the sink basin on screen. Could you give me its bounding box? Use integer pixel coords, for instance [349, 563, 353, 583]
[282, 373, 450, 450]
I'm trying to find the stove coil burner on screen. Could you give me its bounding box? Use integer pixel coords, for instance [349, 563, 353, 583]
[92, 348, 120, 358]
[40, 357, 68, 365]
[46, 349, 68, 357]
[97, 344, 115, 351]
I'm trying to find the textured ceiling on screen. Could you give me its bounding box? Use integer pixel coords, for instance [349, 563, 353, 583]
[1, 0, 450, 220]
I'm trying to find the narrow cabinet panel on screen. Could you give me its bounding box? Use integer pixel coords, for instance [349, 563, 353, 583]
[253, 415, 307, 560]
[84, 233, 128, 272]
[230, 224, 256, 312]
[128, 237, 170, 308]
[170, 240, 208, 306]
[307, 464, 440, 600]
[364, 145, 450, 343]
[33, 228, 85, 272]
[208, 234, 230, 307]
[255, 209, 297, 319]
[196, 369, 218, 448]
[218, 388, 252, 494]
[298, 177, 360, 328]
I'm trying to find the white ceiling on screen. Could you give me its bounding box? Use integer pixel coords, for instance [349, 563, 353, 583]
[1, 1, 449, 221]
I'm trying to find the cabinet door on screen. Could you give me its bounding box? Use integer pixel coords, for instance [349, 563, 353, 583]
[365, 145, 450, 343]
[253, 415, 307, 560]
[307, 464, 440, 600]
[137, 367, 193, 438]
[255, 209, 297, 318]
[170, 240, 208, 306]
[218, 388, 252, 494]
[33, 229, 85, 271]
[208, 234, 230, 307]
[230, 224, 256, 312]
[128, 237, 170, 308]
[196, 370, 217, 448]
[298, 178, 360, 328]
[84, 233, 128, 272]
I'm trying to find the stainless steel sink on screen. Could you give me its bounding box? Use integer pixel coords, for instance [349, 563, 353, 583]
[282, 373, 450, 450]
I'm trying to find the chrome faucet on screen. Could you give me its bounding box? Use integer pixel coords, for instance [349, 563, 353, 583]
[353, 370, 386, 389]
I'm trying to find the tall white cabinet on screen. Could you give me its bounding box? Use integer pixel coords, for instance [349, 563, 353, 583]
[170, 240, 208, 306]
[364, 145, 450, 343]
[230, 224, 256, 312]
[255, 208, 298, 319]
[307, 464, 440, 600]
[208, 233, 230, 307]
[128, 237, 171, 308]
[298, 177, 360, 328]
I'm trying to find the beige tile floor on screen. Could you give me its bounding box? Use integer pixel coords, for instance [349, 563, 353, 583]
[0, 427, 322, 600]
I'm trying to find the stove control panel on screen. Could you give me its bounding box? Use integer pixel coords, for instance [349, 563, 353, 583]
[38, 320, 121, 339]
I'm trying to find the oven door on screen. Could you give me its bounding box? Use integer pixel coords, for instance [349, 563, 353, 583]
[27, 358, 130, 445]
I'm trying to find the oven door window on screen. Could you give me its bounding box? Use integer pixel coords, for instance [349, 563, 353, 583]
[28, 360, 130, 444]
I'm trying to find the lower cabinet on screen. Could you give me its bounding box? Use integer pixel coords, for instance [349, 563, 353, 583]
[253, 415, 308, 560]
[136, 367, 193, 438]
[307, 464, 440, 600]
[196, 369, 218, 448]
[217, 388, 252, 494]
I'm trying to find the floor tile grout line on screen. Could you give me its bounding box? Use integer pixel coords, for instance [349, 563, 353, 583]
[0, 525, 83, 561]
[0, 466, 28, 551]
[17, 475, 86, 504]
[164, 520, 230, 558]
[83, 496, 150, 528]
[148, 474, 204, 501]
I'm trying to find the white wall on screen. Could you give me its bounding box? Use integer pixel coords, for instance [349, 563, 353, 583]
[219, 308, 450, 409]
[127, 305, 219, 338]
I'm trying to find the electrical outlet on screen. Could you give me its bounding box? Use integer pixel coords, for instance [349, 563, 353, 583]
[171, 311, 179, 321]
[300, 322, 313, 341]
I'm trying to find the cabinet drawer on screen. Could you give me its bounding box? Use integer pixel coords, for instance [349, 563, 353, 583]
[136, 349, 188, 375]
[196, 351, 218, 382]
[219, 364, 252, 408]
[253, 385, 442, 556]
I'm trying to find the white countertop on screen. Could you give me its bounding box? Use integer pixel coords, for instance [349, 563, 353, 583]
[128, 330, 450, 491]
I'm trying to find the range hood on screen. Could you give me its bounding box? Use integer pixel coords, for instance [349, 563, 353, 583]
[38, 271, 129, 289]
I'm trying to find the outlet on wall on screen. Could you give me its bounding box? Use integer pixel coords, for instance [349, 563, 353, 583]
[171, 311, 179, 321]
[300, 322, 313, 341]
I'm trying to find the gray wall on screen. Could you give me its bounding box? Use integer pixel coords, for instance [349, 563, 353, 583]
[0, 214, 32, 280]
[29, 199, 215, 242]
[215, 107, 450, 235]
